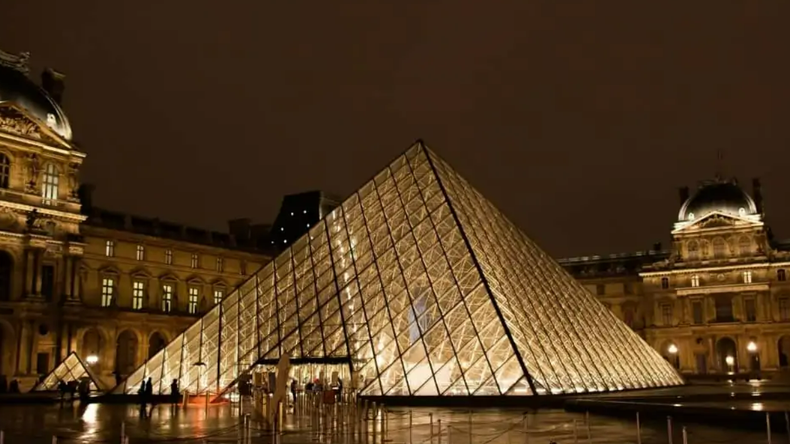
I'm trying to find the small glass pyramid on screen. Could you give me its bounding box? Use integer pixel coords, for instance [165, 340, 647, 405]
[31, 352, 103, 393]
[112, 141, 683, 397]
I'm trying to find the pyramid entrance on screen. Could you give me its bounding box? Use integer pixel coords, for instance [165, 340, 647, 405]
[112, 141, 683, 399]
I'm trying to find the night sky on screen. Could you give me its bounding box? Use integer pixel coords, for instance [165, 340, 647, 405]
[2, 2, 789, 258]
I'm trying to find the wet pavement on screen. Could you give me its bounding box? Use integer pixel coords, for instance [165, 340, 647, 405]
[0, 399, 776, 444]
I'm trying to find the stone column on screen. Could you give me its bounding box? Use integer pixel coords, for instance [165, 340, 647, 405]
[27, 320, 37, 375]
[62, 256, 73, 300]
[71, 257, 82, 301]
[23, 249, 35, 296]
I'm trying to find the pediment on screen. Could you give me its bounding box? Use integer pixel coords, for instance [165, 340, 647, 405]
[158, 272, 179, 282]
[673, 211, 762, 234]
[0, 103, 71, 149]
[99, 265, 122, 275]
[130, 267, 152, 279]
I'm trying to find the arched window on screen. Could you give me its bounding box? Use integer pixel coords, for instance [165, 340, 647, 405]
[739, 236, 751, 256]
[713, 238, 727, 259]
[41, 164, 59, 203]
[687, 241, 699, 260]
[0, 154, 10, 189]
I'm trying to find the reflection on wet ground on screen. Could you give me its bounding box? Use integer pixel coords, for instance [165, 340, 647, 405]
[0, 400, 774, 444]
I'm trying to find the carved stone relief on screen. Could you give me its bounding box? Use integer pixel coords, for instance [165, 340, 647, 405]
[0, 108, 42, 140]
[25, 153, 40, 194]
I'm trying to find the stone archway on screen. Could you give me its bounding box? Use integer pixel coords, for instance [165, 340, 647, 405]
[0, 320, 15, 377]
[660, 340, 680, 369]
[148, 332, 167, 359]
[115, 330, 138, 376]
[716, 337, 738, 373]
[0, 250, 13, 301]
[778, 336, 790, 369]
[80, 328, 105, 365]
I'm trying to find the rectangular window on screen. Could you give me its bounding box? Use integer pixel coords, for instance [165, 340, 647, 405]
[715, 295, 734, 322]
[779, 269, 787, 282]
[216, 257, 224, 272]
[165, 249, 173, 265]
[780, 298, 790, 321]
[191, 253, 199, 269]
[101, 277, 115, 307]
[162, 284, 173, 312]
[41, 164, 59, 204]
[661, 277, 670, 289]
[661, 304, 673, 326]
[691, 275, 700, 287]
[41, 265, 55, 301]
[188, 287, 199, 314]
[132, 281, 145, 310]
[596, 284, 605, 296]
[745, 298, 757, 322]
[692, 300, 704, 324]
[105, 240, 115, 257]
[136, 245, 145, 261]
[214, 289, 224, 305]
[743, 271, 753, 284]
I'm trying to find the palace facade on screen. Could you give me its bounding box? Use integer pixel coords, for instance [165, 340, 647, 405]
[560, 178, 790, 377]
[0, 50, 272, 389]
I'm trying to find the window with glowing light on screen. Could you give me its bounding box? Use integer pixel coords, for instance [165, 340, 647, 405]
[214, 289, 224, 305]
[105, 240, 115, 257]
[161, 284, 173, 312]
[136, 245, 145, 261]
[216, 257, 224, 272]
[164, 249, 173, 265]
[188, 287, 199, 314]
[132, 281, 145, 310]
[743, 271, 753, 284]
[691, 275, 700, 287]
[41, 163, 59, 204]
[191, 253, 199, 269]
[101, 278, 115, 307]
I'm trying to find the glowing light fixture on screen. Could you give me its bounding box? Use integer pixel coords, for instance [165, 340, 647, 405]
[747, 341, 758, 352]
[668, 344, 678, 354]
[725, 356, 735, 366]
[86, 355, 99, 365]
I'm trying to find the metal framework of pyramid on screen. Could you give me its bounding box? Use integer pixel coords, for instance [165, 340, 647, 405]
[31, 352, 103, 392]
[113, 141, 682, 398]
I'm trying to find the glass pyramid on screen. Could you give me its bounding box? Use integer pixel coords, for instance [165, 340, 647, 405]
[112, 142, 683, 397]
[31, 352, 103, 392]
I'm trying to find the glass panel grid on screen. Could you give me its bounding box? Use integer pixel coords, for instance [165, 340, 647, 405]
[111, 142, 683, 397]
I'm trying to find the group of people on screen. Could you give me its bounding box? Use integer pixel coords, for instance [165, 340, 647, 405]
[57, 379, 91, 403]
[294, 377, 344, 403]
[0, 375, 20, 393]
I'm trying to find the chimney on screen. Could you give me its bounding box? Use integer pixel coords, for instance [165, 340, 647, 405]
[678, 186, 689, 206]
[753, 178, 763, 214]
[41, 68, 66, 105]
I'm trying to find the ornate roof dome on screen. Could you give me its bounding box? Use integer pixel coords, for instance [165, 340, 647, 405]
[678, 179, 758, 222]
[0, 50, 72, 141]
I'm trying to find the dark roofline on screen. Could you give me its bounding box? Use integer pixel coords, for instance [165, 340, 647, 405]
[81, 206, 275, 255]
[557, 249, 671, 265]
